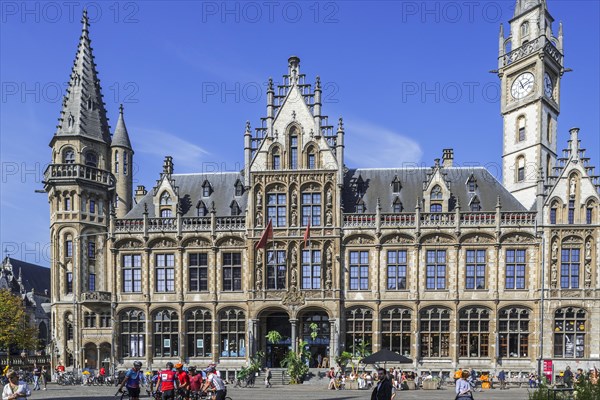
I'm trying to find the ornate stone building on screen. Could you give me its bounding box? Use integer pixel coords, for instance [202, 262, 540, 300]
[44, 1, 599, 378]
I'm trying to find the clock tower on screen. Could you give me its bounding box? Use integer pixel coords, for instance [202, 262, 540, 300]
[498, 0, 563, 209]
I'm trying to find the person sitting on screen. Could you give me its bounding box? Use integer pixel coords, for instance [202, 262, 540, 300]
[3, 370, 31, 400]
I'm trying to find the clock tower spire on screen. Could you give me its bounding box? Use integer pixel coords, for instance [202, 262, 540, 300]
[498, 0, 563, 209]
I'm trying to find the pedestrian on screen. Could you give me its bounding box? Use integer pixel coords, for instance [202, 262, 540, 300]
[455, 370, 473, 400]
[327, 367, 337, 390]
[371, 368, 392, 400]
[264, 368, 272, 388]
[41, 365, 48, 390]
[32, 364, 41, 391]
[317, 354, 323, 368]
[2, 370, 31, 400]
[563, 366, 573, 388]
[498, 369, 506, 390]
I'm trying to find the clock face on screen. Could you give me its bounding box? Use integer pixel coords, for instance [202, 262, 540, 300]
[544, 73, 554, 98]
[511, 72, 535, 100]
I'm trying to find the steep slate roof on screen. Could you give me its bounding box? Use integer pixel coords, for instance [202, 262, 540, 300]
[52, 10, 111, 144]
[343, 167, 526, 213]
[1, 257, 51, 297]
[112, 104, 132, 149]
[126, 172, 248, 218]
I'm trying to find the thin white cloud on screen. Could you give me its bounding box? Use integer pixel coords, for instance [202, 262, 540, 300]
[134, 128, 211, 170]
[344, 119, 423, 167]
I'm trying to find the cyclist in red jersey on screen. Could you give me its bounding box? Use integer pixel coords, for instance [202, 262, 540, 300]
[175, 363, 190, 400]
[188, 367, 203, 396]
[157, 362, 178, 400]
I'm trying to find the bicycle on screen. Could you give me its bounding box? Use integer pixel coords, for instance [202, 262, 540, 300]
[115, 389, 129, 400]
[195, 390, 232, 400]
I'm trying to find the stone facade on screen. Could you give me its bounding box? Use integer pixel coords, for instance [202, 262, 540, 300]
[44, 2, 599, 378]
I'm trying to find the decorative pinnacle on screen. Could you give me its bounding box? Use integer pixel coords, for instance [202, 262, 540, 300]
[82, 9, 90, 34]
[337, 117, 344, 131]
[496, 196, 502, 209]
[119, 104, 124, 115]
[267, 78, 274, 91]
[245, 121, 251, 134]
[315, 76, 321, 89]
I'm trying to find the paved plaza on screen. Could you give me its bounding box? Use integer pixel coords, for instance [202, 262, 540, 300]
[27, 384, 534, 400]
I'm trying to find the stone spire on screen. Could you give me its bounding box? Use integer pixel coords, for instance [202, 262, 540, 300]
[513, 0, 546, 18]
[53, 10, 111, 143]
[112, 104, 132, 149]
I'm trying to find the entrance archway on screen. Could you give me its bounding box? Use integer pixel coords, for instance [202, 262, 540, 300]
[99, 343, 111, 371]
[258, 309, 291, 368]
[83, 343, 98, 371]
[299, 309, 330, 368]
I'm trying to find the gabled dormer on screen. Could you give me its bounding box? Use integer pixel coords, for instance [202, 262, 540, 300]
[230, 200, 241, 216]
[202, 180, 212, 197]
[392, 196, 403, 213]
[234, 179, 244, 196]
[466, 174, 478, 193]
[391, 176, 402, 194]
[196, 200, 208, 217]
[152, 156, 179, 218]
[423, 158, 452, 212]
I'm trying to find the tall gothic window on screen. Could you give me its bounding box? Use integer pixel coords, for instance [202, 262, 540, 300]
[267, 193, 286, 227]
[550, 207, 557, 224]
[458, 307, 490, 358]
[387, 250, 407, 290]
[349, 251, 369, 290]
[498, 307, 529, 358]
[219, 309, 246, 357]
[420, 307, 450, 358]
[466, 249, 486, 289]
[426, 250, 446, 290]
[123, 151, 128, 175]
[381, 307, 411, 356]
[272, 147, 281, 170]
[187, 308, 212, 357]
[568, 200, 575, 224]
[153, 310, 178, 357]
[516, 156, 525, 182]
[290, 134, 298, 169]
[345, 308, 373, 356]
[155, 254, 175, 292]
[301, 249, 321, 289]
[301, 192, 321, 226]
[222, 252, 242, 291]
[587, 206, 593, 224]
[188, 253, 208, 292]
[506, 249, 526, 289]
[66, 272, 73, 294]
[553, 308, 586, 358]
[114, 150, 119, 173]
[547, 113, 552, 142]
[120, 309, 145, 358]
[520, 21, 529, 37]
[122, 254, 142, 292]
[307, 146, 316, 169]
[266, 250, 286, 290]
[560, 248, 580, 289]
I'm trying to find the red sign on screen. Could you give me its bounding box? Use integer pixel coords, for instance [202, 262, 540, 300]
[543, 360, 553, 383]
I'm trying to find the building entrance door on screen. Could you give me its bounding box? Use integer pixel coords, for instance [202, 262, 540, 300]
[264, 312, 291, 368]
[300, 312, 330, 367]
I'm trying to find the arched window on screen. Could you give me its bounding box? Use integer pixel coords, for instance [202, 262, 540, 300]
[345, 308, 373, 357]
[123, 151, 128, 175]
[517, 116, 526, 142]
[187, 308, 212, 357]
[516, 156, 526, 182]
[63, 148, 75, 164]
[119, 309, 145, 357]
[153, 309, 179, 357]
[420, 307, 450, 358]
[458, 307, 490, 358]
[219, 309, 246, 357]
[520, 21, 529, 37]
[266, 249, 286, 290]
[470, 197, 481, 212]
[272, 147, 281, 170]
[306, 146, 316, 169]
[498, 307, 529, 358]
[65, 313, 73, 340]
[431, 185, 442, 200]
[554, 307, 586, 358]
[114, 150, 119, 173]
[160, 192, 173, 218]
[550, 201, 558, 224]
[85, 152, 98, 167]
[586, 201, 595, 224]
[289, 129, 298, 169]
[381, 307, 411, 356]
[546, 155, 552, 179]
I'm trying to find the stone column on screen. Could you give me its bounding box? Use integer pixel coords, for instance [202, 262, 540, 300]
[145, 302, 152, 368]
[329, 319, 338, 361]
[97, 346, 101, 370]
[290, 319, 298, 353]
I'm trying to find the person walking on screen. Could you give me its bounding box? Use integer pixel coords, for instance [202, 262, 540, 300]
[563, 366, 574, 388]
[264, 368, 272, 388]
[2, 370, 31, 400]
[455, 370, 473, 400]
[371, 368, 392, 400]
[41, 365, 48, 390]
[32, 365, 41, 390]
[498, 369, 506, 390]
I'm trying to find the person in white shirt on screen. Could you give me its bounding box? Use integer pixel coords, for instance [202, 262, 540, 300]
[2, 370, 31, 400]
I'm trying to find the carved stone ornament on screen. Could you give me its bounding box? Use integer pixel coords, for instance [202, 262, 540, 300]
[562, 235, 583, 245]
[347, 236, 374, 245]
[383, 235, 413, 245]
[585, 240, 592, 261]
[551, 240, 559, 261]
[185, 238, 210, 247]
[461, 234, 494, 244]
[224, 237, 244, 246]
[422, 235, 453, 244]
[120, 240, 142, 249]
[501, 234, 534, 244]
[152, 239, 175, 248]
[551, 263, 558, 287]
[281, 286, 305, 306]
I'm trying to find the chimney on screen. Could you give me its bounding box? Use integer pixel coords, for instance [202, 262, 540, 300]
[163, 156, 174, 175]
[135, 185, 147, 203]
[288, 56, 300, 79]
[442, 148, 454, 168]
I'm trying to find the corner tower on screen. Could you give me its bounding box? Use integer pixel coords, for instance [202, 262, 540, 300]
[498, 0, 563, 209]
[44, 10, 114, 371]
[111, 104, 134, 217]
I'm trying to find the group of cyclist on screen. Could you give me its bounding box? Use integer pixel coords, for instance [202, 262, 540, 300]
[117, 361, 227, 400]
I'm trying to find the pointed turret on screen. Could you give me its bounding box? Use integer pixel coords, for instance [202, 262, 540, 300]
[112, 104, 134, 218]
[52, 10, 111, 144]
[513, 0, 546, 18]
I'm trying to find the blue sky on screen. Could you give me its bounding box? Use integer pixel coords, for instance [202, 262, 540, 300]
[1, 0, 599, 266]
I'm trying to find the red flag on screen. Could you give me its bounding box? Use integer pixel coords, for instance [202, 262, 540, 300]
[255, 219, 273, 250]
[303, 221, 310, 248]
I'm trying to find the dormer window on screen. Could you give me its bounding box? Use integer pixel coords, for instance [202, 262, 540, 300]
[356, 199, 365, 214]
[431, 185, 442, 200]
[160, 209, 172, 218]
[197, 201, 207, 217]
[470, 197, 481, 212]
[202, 180, 212, 197]
[160, 192, 172, 205]
[392, 176, 402, 193]
[356, 176, 365, 197]
[85, 151, 98, 168]
[234, 180, 244, 196]
[467, 176, 477, 192]
[272, 147, 281, 170]
[392, 197, 403, 213]
[306, 145, 316, 169]
[430, 185, 443, 212]
[230, 200, 241, 216]
[160, 191, 173, 218]
[63, 148, 75, 164]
